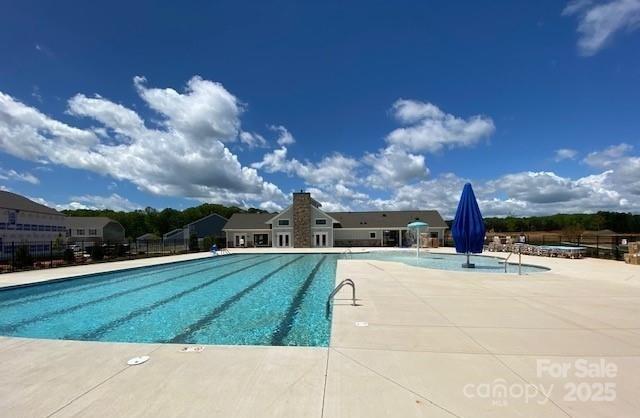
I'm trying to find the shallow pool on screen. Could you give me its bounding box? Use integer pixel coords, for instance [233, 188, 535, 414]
[350, 250, 549, 274]
[0, 254, 336, 347]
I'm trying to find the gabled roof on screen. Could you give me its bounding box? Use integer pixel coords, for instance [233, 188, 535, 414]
[265, 206, 291, 224]
[329, 210, 448, 229]
[137, 233, 160, 240]
[0, 191, 62, 216]
[66, 217, 120, 229]
[223, 213, 273, 230]
[163, 228, 184, 238]
[223, 210, 448, 230]
[186, 212, 228, 227]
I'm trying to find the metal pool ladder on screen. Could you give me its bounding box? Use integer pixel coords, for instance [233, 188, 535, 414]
[342, 249, 353, 259]
[218, 248, 232, 256]
[326, 279, 357, 316]
[502, 250, 522, 275]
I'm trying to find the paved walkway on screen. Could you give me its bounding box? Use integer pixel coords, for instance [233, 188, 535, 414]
[0, 249, 639, 417]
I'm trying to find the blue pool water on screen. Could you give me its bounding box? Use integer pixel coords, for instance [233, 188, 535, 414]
[350, 251, 549, 274]
[0, 254, 337, 347]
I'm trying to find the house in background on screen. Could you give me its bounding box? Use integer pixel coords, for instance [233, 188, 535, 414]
[0, 191, 66, 255]
[66, 217, 125, 244]
[162, 213, 228, 245]
[162, 228, 185, 243]
[185, 213, 227, 241]
[136, 233, 160, 244]
[223, 191, 448, 248]
[223, 213, 274, 247]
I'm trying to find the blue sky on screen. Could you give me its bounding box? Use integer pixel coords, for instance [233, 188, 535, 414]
[1, 0, 639, 218]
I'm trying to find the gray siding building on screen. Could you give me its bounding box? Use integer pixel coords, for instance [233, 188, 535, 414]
[66, 217, 126, 244]
[223, 192, 448, 248]
[0, 191, 67, 255]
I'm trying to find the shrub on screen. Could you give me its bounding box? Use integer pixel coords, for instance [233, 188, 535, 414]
[63, 248, 75, 264]
[115, 244, 127, 257]
[189, 235, 200, 252]
[14, 245, 33, 269]
[91, 245, 105, 261]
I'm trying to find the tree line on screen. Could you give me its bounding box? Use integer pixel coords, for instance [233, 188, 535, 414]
[62, 203, 267, 240]
[479, 212, 640, 234]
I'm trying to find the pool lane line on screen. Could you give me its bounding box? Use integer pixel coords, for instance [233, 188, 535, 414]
[269, 255, 328, 346]
[68, 255, 285, 341]
[0, 255, 244, 309]
[0, 255, 267, 334]
[166, 255, 307, 344]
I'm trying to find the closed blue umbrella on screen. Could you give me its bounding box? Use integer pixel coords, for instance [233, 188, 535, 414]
[452, 183, 485, 268]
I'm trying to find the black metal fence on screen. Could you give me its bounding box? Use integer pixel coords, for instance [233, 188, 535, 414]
[444, 232, 640, 261]
[0, 237, 224, 274]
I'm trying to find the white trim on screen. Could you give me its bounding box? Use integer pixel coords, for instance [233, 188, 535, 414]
[223, 228, 271, 232]
[275, 232, 291, 248]
[265, 206, 292, 224]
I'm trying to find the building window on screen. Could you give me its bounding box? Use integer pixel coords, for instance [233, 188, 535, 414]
[370, 232, 377, 239]
[430, 232, 439, 238]
[278, 219, 290, 226]
[76, 229, 85, 236]
[315, 219, 327, 225]
[8, 212, 16, 225]
[89, 229, 98, 236]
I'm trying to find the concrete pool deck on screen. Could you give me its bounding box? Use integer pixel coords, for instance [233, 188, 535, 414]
[1, 248, 639, 417]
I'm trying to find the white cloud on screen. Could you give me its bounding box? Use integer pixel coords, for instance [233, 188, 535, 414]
[28, 193, 142, 212]
[583, 143, 633, 167]
[270, 125, 295, 146]
[363, 145, 429, 189]
[305, 187, 354, 212]
[133, 75, 241, 142]
[487, 171, 592, 204]
[0, 77, 286, 207]
[252, 146, 360, 186]
[582, 143, 640, 196]
[0, 168, 40, 185]
[563, 0, 640, 56]
[386, 99, 495, 153]
[239, 131, 268, 148]
[554, 148, 578, 161]
[67, 193, 142, 211]
[259, 200, 284, 213]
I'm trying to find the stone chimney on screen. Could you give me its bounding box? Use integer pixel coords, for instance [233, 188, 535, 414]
[292, 191, 312, 248]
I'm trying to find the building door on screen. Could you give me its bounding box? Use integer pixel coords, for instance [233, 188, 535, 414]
[314, 232, 328, 247]
[253, 233, 269, 247]
[234, 234, 246, 247]
[277, 232, 290, 248]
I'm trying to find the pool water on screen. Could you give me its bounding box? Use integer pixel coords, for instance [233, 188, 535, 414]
[0, 254, 337, 347]
[350, 251, 549, 274]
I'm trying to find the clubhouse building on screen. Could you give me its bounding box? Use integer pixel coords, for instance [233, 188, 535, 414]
[223, 192, 448, 248]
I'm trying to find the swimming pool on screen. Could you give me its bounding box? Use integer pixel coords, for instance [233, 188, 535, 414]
[350, 251, 549, 274]
[0, 254, 337, 347]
